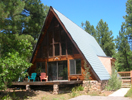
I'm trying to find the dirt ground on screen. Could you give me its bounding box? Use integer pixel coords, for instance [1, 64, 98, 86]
[0, 87, 114, 100]
[69, 95, 131, 100]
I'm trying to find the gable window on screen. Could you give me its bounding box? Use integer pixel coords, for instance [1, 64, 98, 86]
[70, 59, 81, 75]
[36, 17, 80, 58]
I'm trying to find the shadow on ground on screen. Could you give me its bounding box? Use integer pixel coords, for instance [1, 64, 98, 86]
[0, 85, 37, 100]
[0, 90, 36, 100]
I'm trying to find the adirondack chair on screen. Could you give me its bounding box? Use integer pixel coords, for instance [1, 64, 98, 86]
[28, 73, 37, 82]
[40, 73, 48, 82]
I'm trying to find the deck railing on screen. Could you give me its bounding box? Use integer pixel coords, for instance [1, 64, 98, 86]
[118, 71, 132, 87]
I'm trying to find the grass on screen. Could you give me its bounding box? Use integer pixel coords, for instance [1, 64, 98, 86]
[88, 92, 100, 96]
[125, 86, 132, 98]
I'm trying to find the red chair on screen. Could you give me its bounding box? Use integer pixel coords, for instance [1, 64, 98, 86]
[40, 73, 48, 82]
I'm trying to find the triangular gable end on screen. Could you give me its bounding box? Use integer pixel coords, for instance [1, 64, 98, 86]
[31, 7, 82, 64]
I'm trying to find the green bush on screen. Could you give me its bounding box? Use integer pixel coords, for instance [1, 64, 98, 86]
[2, 94, 11, 100]
[76, 85, 84, 91]
[70, 85, 84, 98]
[105, 68, 121, 91]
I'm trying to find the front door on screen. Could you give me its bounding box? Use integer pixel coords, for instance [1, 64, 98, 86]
[48, 61, 68, 81]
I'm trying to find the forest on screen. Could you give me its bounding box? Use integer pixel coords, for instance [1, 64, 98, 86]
[0, 0, 132, 90]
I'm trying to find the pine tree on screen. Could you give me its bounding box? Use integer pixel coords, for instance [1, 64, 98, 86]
[115, 24, 132, 71]
[0, 0, 49, 39]
[81, 21, 97, 39]
[96, 19, 115, 57]
[0, 0, 26, 34]
[22, 0, 49, 39]
[83, 60, 91, 81]
[0, 0, 48, 56]
[124, 0, 132, 50]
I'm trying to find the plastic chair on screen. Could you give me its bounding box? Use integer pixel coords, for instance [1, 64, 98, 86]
[40, 73, 48, 82]
[28, 73, 37, 82]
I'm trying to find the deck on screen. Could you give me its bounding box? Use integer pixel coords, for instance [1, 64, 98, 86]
[12, 80, 83, 94]
[12, 80, 83, 86]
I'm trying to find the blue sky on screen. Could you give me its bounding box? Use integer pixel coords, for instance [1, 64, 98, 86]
[41, 0, 127, 38]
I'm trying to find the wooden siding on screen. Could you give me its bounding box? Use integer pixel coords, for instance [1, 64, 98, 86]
[29, 54, 97, 80]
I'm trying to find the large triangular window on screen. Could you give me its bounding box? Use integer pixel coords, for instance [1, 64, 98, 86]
[36, 17, 79, 58]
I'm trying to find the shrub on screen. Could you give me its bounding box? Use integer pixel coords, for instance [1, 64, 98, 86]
[70, 85, 84, 98]
[83, 60, 91, 92]
[105, 67, 121, 91]
[76, 85, 84, 91]
[2, 94, 11, 100]
[83, 60, 91, 81]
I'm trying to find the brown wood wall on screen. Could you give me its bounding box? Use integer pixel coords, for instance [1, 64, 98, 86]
[29, 54, 96, 80]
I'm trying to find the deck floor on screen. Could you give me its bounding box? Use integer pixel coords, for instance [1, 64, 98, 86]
[12, 80, 83, 86]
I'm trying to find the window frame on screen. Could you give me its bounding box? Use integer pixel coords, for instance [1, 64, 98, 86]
[36, 62, 46, 73]
[69, 59, 81, 75]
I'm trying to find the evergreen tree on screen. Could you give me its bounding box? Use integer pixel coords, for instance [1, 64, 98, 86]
[0, 0, 48, 57]
[124, 0, 132, 35]
[22, 0, 49, 39]
[0, 0, 49, 39]
[81, 21, 97, 39]
[0, 0, 26, 34]
[105, 67, 121, 90]
[124, 0, 132, 50]
[96, 19, 115, 57]
[115, 24, 132, 71]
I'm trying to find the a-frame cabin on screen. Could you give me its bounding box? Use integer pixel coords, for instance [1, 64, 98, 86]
[29, 6, 114, 82]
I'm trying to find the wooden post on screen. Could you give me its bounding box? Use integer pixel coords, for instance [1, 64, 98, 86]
[130, 70, 132, 84]
[67, 59, 70, 81]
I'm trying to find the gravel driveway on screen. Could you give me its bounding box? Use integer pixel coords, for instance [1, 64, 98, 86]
[69, 95, 131, 100]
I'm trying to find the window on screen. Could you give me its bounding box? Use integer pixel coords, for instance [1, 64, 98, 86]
[43, 47, 47, 58]
[40, 17, 79, 58]
[48, 31, 53, 44]
[54, 30, 60, 42]
[61, 43, 66, 55]
[61, 30, 66, 42]
[36, 62, 45, 73]
[55, 44, 60, 56]
[70, 59, 81, 75]
[48, 61, 68, 81]
[67, 42, 73, 55]
[49, 45, 53, 56]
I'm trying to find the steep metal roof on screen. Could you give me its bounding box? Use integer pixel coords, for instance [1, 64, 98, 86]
[53, 8, 110, 80]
